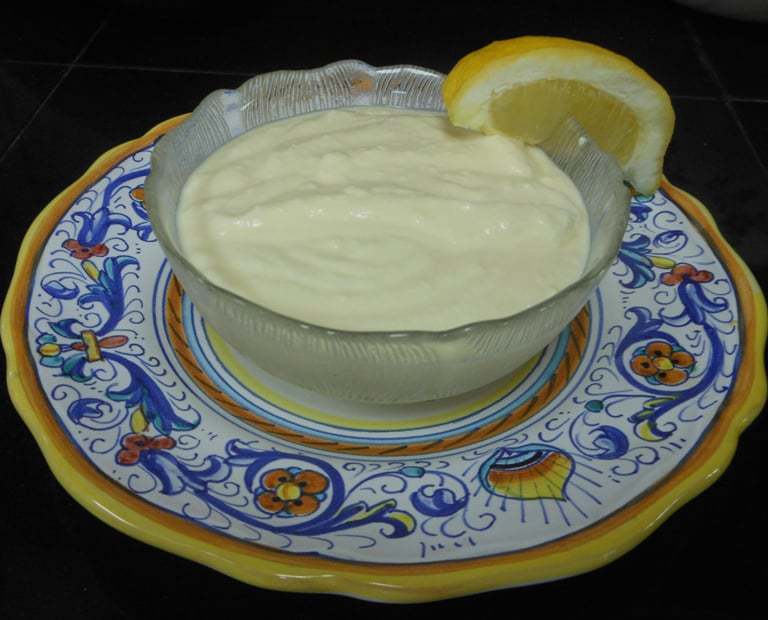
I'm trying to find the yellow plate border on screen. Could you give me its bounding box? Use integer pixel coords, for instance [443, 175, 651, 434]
[2, 117, 766, 603]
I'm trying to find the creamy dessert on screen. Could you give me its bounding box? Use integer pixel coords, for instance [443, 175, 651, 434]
[176, 106, 589, 331]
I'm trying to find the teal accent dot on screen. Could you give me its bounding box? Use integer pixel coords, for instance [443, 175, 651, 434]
[400, 466, 425, 478]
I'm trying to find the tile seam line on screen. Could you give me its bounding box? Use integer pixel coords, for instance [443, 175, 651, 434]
[1, 59, 255, 78]
[73, 62, 256, 77]
[0, 59, 69, 67]
[670, 94, 725, 101]
[684, 18, 768, 183]
[729, 96, 768, 103]
[0, 17, 109, 166]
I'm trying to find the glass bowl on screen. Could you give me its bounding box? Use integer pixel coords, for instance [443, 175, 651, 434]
[144, 60, 630, 404]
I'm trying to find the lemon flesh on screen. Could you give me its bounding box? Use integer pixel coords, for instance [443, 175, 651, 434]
[490, 79, 639, 166]
[443, 37, 675, 194]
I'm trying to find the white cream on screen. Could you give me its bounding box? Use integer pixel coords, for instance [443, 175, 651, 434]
[177, 107, 589, 331]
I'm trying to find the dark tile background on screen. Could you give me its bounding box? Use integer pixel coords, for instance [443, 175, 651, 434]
[2, 1, 767, 617]
[0, 10, 107, 63]
[0, 64, 66, 154]
[690, 10, 768, 99]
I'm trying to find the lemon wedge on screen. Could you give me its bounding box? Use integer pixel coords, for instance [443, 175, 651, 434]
[443, 36, 675, 194]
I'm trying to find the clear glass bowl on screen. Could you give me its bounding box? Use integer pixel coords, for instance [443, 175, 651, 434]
[145, 60, 630, 404]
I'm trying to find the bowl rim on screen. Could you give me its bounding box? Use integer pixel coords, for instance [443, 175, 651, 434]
[145, 59, 630, 337]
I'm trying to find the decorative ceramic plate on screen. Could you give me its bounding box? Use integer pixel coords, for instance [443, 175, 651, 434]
[3, 118, 766, 603]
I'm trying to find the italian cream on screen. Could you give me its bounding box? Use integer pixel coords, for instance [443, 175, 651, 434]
[177, 107, 589, 331]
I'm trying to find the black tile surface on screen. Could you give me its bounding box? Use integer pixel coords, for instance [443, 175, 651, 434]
[665, 98, 768, 286]
[0, 62, 65, 154]
[82, 1, 717, 96]
[0, 10, 107, 63]
[688, 10, 768, 99]
[734, 101, 768, 172]
[2, 3, 768, 618]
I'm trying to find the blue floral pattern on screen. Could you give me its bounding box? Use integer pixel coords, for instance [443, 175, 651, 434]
[26, 148, 740, 563]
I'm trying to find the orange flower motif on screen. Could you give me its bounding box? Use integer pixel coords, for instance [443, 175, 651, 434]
[255, 467, 329, 517]
[62, 239, 109, 260]
[116, 433, 176, 465]
[630, 341, 695, 386]
[129, 187, 145, 203]
[661, 263, 713, 286]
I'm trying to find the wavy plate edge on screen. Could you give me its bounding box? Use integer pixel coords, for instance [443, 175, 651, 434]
[2, 115, 766, 603]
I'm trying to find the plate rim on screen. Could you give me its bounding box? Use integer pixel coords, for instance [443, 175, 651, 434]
[2, 116, 766, 603]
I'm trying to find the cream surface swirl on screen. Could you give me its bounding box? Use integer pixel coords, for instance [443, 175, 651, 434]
[177, 107, 589, 331]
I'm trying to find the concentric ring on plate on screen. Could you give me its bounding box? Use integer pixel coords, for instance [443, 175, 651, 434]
[165, 274, 591, 456]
